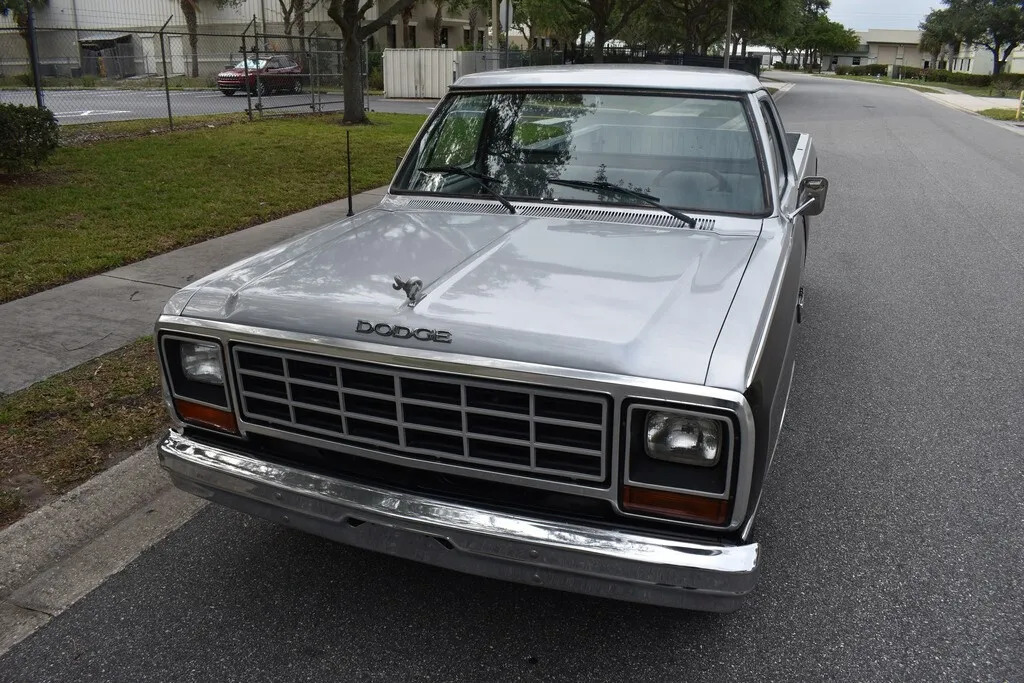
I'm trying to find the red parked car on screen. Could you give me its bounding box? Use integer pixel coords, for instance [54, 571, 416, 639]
[216, 56, 304, 96]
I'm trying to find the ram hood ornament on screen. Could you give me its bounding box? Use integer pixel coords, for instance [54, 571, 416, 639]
[393, 275, 423, 304]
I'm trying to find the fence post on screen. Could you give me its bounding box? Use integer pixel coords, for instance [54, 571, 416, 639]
[159, 16, 173, 130]
[253, 14, 263, 116]
[1017, 89, 1023, 122]
[241, 20, 254, 120]
[25, 5, 44, 108]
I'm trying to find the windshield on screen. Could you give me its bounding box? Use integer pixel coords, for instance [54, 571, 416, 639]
[394, 91, 768, 216]
[233, 59, 267, 69]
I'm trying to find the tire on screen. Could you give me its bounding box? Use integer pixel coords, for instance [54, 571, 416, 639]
[291, 78, 302, 94]
[254, 80, 267, 97]
[220, 89, 235, 96]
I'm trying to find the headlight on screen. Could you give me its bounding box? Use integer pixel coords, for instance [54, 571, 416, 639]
[644, 412, 721, 467]
[180, 341, 224, 385]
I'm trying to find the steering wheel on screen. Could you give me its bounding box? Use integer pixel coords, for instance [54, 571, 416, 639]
[654, 168, 734, 193]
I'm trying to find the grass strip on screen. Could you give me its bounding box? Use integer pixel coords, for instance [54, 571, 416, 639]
[977, 108, 1020, 121]
[819, 74, 942, 94]
[1, 112, 426, 303]
[0, 337, 166, 529]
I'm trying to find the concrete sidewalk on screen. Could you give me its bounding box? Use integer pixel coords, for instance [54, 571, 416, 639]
[0, 185, 389, 396]
[920, 87, 1022, 113]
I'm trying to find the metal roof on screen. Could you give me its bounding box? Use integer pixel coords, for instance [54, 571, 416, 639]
[451, 65, 765, 93]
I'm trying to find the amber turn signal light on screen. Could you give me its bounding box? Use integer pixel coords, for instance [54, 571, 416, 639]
[174, 399, 238, 433]
[622, 486, 729, 525]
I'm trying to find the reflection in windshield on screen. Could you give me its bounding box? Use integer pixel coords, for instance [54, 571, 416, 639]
[394, 91, 767, 216]
[234, 59, 267, 69]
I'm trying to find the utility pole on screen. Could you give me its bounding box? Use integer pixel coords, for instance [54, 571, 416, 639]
[723, 0, 733, 70]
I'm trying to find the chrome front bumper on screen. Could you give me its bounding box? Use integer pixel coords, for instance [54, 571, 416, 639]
[158, 430, 760, 612]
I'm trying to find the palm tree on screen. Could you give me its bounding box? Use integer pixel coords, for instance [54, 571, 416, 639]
[179, 0, 200, 77]
[0, 0, 50, 84]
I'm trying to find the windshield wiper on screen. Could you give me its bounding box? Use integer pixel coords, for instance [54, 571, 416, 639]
[545, 178, 696, 227]
[417, 165, 515, 214]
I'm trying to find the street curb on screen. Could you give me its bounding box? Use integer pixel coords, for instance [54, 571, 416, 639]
[0, 441, 205, 656]
[915, 91, 1024, 137]
[771, 82, 795, 101]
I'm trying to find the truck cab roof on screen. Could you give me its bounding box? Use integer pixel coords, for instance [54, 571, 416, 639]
[451, 64, 765, 94]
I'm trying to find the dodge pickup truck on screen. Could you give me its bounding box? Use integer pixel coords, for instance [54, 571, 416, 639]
[155, 65, 828, 612]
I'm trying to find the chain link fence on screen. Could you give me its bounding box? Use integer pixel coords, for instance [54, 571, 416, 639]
[0, 21, 359, 126]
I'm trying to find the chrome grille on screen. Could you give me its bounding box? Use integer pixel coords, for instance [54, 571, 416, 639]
[231, 345, 610, 483]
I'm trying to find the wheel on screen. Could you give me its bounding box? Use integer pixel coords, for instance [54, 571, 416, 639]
[254, 80, 267, 97]
[220, 89, 236, 96]
[291, 77, 302, 94]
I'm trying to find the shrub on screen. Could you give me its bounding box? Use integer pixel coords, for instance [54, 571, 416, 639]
[945, 72, 991, 87]
[0, 104, 60, 174]
[835, 65, 850, 75]
[368, 65, 383, 91]
[899, 66, 923, 80]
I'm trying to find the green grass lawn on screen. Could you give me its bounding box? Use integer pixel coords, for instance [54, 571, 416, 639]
[0, 112, 426, 303]
[977, 107, 1021, 121]
[0, 337, 165, 528]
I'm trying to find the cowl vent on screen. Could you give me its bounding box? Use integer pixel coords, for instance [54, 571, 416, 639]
[393, 197, 715, 231]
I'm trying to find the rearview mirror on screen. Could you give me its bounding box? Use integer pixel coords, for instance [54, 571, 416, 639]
[798, 176, 828, 216]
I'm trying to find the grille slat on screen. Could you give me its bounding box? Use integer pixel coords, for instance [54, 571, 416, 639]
[232, 345, 610, 483]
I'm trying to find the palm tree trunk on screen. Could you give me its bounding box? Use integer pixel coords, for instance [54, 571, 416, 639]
[433, 0, 443, 47]
[180, 0, 199, 78]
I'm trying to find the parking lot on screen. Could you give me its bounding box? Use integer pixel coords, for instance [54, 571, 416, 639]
[0, 88, 434, 123]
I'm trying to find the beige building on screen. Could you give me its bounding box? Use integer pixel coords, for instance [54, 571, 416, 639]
[824, 29, 929, 71]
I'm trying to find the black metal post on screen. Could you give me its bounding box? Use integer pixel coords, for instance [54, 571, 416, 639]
[346, 130, 354, 217]
[253, 15, 263, 115]
[25, 5, 44, 108]
[159, 16, 173, 130]
[241, 20, 254, 120]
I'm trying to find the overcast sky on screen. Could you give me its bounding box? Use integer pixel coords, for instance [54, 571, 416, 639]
[827, 0, 940, 30]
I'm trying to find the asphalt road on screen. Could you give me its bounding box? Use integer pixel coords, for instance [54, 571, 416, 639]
[0, 88, 435, 123]
[3, 73, 1024, 682]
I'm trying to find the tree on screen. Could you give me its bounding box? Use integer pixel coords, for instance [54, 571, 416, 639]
[277, 0, 325, 57]
[943, 0, 1024, 74]
[919, 8, 960, 68]
[802, 14, 858, 65]
[558, 0, 649, 62]
[177, 0, 244, 78]
[430, 0, 467, 47]
[0, 0, 49, 84]
[327, 0, 420, 123]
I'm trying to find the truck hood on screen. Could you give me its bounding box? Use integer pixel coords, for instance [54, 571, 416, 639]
[177, 207, 759, 385]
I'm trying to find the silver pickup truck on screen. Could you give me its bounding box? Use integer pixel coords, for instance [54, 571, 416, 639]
[155, 65, 827, 612]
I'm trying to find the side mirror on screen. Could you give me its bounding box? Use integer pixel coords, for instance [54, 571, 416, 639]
[797, 176, 828, 216]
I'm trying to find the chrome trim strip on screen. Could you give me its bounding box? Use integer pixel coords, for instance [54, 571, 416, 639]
[743, 229, 793, 389]
[156, 316, 756, 531]
[740, 359, 795, 542]
[159, 430, 760, 610]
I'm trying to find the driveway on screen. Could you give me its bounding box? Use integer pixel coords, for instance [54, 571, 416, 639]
[2, 73, 1023, 681]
